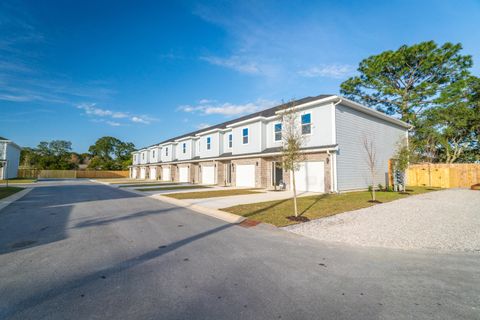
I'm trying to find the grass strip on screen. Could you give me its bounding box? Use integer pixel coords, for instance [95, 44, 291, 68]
[222, 186, 440, 227]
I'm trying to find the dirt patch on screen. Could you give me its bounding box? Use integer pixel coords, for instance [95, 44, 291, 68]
[238, 219, 261, 228]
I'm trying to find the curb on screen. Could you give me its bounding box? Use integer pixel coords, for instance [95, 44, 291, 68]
[150, 194, 246, 224]
[92, 180, 246, 224]
[89, 179, 116, 187]
[0, 187, 33, 212]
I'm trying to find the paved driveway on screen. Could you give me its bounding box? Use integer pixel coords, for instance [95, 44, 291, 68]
[0, 181, 479, 319]
[171, 190, 317, 209]
[285, 189, 480, 252]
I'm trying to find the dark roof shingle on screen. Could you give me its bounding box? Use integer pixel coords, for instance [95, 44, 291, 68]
[142, 94, 333, 149]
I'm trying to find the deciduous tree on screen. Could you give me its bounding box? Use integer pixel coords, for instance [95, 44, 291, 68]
[279, 101, 306, 218]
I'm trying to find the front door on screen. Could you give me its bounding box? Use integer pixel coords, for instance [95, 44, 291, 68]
[225, 163, 232, 185]
[272, 162, 283, 186]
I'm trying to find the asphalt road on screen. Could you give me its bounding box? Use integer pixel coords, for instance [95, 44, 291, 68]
[0, 180, 478, 320]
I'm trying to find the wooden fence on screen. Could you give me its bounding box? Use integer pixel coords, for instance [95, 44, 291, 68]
[18, 169, 129, 179]
[406, 163, 480, 188]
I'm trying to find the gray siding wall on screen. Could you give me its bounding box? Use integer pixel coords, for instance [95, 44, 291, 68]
[335, 104, 407, 191]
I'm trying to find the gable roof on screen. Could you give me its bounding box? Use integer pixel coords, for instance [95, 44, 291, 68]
[140, 94, 333, 150]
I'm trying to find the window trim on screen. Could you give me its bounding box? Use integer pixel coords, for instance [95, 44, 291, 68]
[301, 113, 312, 135]
[228, 134, 232, 148]
[206, 137, 211, 150]
[182, 142, 186, 154]
[165, 147, 168, 156]
[242, 127, 249, 145]
[274, 122, 282, 142]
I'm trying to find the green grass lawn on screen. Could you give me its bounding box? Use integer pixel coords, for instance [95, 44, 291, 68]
[0, 179, 36, 184]
[222, 186, 441, 227]
[0, 187, 24, 200]
[119, 182, 180, 188]
[165, 189, 262, 199]
[136, 185, 210, 192]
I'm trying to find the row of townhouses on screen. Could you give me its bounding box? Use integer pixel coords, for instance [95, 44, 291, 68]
[130, 95, 409, 193]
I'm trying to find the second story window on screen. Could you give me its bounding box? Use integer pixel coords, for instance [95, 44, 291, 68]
[301, 113, 311, 135]
[207, 137, 211, 150]
[183, 143, 186, 154]
[242, 128, 249, 144]
[274, 123, 282, 141]
[228, 134, 232, 148]
[142, 153, 145, 160]
[152, 150, 155, 158]
[165, 147, 168, 156]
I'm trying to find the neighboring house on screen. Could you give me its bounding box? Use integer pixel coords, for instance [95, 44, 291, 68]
[130, 95, 410, 192]
[0, 137, 22, 180]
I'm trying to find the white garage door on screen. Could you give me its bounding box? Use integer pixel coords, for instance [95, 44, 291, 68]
[236, 164, 256, 187]
[294, 161, 324, 192]
[140, 167, 146, 179]
[179, 167, 189, 183]
[131, 168, 137, 179]
[202, 166, 215, 185]
[149, 167, 157, 180]
[162, 167, 171, 181]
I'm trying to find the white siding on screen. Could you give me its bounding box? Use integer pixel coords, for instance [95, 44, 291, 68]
[139, 150, 149, 164]
[160, 143, 175, 162]
[0, 142, 20, 179]
[197, 132, 220, 158]
[299, 103, 335, 148]
[231, 122, 262, 155]
[223, 130, 233, 153]
[194, 138, 200, 157]
[132, 152, 140, 165]
[265, 118, 283, 149]
[148, 147, 159, 163]
[176, 139, 194, 161]
[335, 104, 407, 191]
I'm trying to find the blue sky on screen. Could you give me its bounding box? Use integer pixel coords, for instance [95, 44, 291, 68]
[1, 0, 479, 152]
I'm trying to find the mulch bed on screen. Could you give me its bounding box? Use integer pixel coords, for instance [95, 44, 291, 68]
[286, 216, 310, 222]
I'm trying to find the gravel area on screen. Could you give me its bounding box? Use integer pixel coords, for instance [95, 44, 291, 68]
[284, 189, 480, 252]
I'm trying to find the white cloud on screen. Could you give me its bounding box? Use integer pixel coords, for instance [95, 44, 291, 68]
[77, 103, 154, 126]
[131, 116, 150, 124]
[106, 121, 121, 127]
[77, 103, 128, 118]
[298, 64, 355, 79]
[178, 99, 276, 117]
[201, 56, 260, 75]
[197, 123, 211, 129]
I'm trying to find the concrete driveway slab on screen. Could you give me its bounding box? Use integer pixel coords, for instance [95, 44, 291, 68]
[177, 190, 317, 209]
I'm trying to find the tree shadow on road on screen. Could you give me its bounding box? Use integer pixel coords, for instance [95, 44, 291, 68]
[0, 184, 143, 255]
[3, 223, 233, 319]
